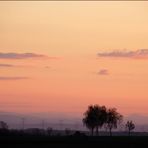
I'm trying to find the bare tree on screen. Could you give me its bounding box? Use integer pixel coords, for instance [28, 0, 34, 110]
[125, 120, 135, 136]
[106, 108, 123, 136]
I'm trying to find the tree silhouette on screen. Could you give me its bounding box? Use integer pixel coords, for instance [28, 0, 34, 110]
[106, 108, 123, 136]
[0, 121, 8, 130]
[47, 127, 53, 136]
[83, 105, 108, 136]
[125, 120, 135, 136]
[83, 105, 97, 136]
[93, 105, 107, 136]
[65, 128, 71, 136]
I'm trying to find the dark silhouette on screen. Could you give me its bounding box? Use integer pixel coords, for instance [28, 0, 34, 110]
[93, 105, 107, 136]
[83, 105, 123, 136]
[0, 112, 148, 148]
[73, 131, 86, 137]
[47, 127, 53, 136]
[0, 121, 8, 130]
[83, 105, 96, 136]
[106, 108, 123, 136]
[126, 120, 135, 136]
[65, 128, 71, 136]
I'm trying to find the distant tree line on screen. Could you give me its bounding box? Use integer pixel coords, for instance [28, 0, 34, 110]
[83, 104, 135, 136]
[0, 105, 135, 136]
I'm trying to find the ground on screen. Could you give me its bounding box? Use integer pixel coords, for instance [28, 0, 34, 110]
[1, 135, 148, 148]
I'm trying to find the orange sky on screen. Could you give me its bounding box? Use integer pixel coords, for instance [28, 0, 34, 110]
[0, 1, 148, 117]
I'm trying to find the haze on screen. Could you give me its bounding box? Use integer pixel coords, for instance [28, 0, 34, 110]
[0, 1, 148, 123]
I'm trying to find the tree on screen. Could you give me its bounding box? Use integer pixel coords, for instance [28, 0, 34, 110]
[65, 128, 71, 136]
[106, 108, 123, 136]
[93, 105, 107, 136]
[0, 121, 8, 130]
[83, 105, 97, 136]
[47, 127, 53, 136]
[83, 105, 107, 136]
[125, 120, 135, 136]
[83, 105, 123, 136]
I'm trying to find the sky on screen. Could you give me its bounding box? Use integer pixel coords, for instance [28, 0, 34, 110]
[0, 1, 148, 119]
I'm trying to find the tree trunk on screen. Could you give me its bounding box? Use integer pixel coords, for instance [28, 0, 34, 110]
[128, 129, 131, 136]
[109, 128, 112, 136]
[91, 128, 94, 136]
[96, 127, 100, 136]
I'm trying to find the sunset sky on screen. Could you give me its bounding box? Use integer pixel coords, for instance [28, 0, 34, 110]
[0, 1, 148, 118]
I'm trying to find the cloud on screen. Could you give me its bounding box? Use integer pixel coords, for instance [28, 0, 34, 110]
[98, 69, 109, 75]
[0, 77, 29, 80]
[45, 66, 50, 69]
[0, 63, 27, 68]
[97, 49, 148, 59]
[0, 64, 15, 67]
[0, 63, 53, 69]
[0, 52, 48, 59]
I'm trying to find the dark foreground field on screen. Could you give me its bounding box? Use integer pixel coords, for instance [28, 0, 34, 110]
[1, 134, 148, 148]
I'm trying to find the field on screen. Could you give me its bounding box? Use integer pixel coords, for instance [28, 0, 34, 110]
[1, 134, 148, 148]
